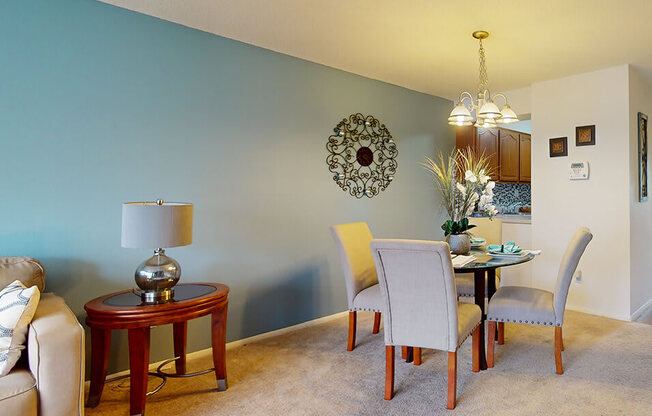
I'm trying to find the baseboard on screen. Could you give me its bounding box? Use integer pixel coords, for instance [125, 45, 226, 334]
[630, 298, 652, 322]
[565, 303, 631, 322]
[85, 310, 348, 386]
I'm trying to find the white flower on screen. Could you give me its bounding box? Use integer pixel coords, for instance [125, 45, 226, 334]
[480, 190, 493, 203]
[485, 203, 499, 217]
[465, 170, 477, 183]
[485, 181, 495, 190]
[479, 169, 491, 185]
[456, 183, 466, 196]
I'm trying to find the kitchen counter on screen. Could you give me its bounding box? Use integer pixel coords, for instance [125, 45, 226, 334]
[471, 213, 531, 224]
[496, 214, 531, 224]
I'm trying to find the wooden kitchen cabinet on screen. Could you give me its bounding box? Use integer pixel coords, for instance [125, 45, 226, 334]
[476, 128, 499, 178]
[519, 134, 531, 182]
[456, 126, 475, 152]
[455, 126, 530, 183]
[499, 129, 520, 182]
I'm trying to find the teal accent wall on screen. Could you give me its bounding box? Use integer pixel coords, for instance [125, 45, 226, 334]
[0, 0, 454, 374]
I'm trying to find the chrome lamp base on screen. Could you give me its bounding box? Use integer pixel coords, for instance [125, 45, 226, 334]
[134, 248, 181, 303]
[135, 288, 175, 303]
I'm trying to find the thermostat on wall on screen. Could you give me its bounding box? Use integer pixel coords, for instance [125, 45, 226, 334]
[569, 161, 589, 180]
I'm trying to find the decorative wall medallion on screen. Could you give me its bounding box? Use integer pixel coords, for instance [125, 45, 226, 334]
[326, 114, 398, 198]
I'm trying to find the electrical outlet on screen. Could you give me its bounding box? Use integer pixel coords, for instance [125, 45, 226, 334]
[574, 270, 582, 283]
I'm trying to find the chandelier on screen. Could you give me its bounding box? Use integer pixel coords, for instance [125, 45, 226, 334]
[448, 31, 518, 128]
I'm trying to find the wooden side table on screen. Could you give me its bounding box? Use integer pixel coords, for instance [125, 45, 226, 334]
[85, 283, 229, 416]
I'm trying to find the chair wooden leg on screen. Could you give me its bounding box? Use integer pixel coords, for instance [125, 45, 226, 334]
[561, 336, 565, 351]
[555, 326, 564, 375]
[447, 351, 457, 410]
[401, 346, 408, 360]
[385, 346, 395, 400]
[497, 322, 505, 345]
[347, 311, 356, 351]
[414, 347, 422, 366]
[373, 312, 381, 334]
[472, 325, 481, 372]
[487, 321, 496, 368]
[405, 346, 414, 363]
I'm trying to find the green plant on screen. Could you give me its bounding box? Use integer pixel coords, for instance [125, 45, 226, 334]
[441, 218, 475, 237]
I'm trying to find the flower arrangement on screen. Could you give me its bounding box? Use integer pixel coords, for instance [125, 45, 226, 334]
[423, 150, 497, 239]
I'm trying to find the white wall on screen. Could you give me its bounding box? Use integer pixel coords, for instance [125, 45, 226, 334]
[503, 86, 532, 116]
[628, 66, 652, 317]
[531, 65, 632, 321]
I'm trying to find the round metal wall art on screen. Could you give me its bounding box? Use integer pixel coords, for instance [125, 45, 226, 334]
[326, 113, 398, 198]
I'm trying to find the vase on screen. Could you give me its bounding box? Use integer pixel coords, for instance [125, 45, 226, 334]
[448, 234, 471, 255]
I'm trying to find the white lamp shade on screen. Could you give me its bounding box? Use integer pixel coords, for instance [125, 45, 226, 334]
[478, 101, 501, 119]
[474, 117, 497, 129]
[497, 104, 519, 124]
[448, 103, 473, 123]
[121, 202, 193, 248]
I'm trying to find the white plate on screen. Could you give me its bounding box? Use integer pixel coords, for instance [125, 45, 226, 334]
[487, 251, 527, 259]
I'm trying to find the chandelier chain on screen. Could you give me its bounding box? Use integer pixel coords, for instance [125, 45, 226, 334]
[478, 39, 488, 95]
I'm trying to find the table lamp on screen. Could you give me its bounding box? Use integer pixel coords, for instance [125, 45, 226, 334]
[121, 200, 193, 302]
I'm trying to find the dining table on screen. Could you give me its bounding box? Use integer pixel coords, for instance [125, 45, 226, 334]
[453, 249, 536, 370]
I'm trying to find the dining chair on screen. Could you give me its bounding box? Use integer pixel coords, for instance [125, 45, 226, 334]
[331, 222, 382, 351]
[486, 227, 593, 374]
[370, 239, 482, 409]
[455, 217, 502, 298]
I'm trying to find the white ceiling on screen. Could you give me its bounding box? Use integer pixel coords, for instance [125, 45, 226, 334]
[99, 0, 652, 100]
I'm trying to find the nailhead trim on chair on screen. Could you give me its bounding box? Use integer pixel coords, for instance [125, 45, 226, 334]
[487, 317, 560, 327]
[352, 307, 382, 312]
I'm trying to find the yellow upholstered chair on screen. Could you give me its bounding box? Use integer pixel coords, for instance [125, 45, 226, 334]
[455, 217, 502, 298]
[330, 222, 382, 351]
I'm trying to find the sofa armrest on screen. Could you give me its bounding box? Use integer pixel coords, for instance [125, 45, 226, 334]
[27, 293, 85, 416]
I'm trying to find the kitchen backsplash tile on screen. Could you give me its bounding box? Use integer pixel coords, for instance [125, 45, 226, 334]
[493, 183, 531, 213]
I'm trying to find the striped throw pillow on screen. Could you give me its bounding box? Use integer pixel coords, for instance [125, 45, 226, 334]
[0, 280, 40, 376]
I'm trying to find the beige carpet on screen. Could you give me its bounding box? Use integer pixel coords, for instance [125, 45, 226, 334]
[86, 310, 652, 416]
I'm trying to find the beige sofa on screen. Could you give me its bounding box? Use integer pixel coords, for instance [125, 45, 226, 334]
[0, 257, 84, 415]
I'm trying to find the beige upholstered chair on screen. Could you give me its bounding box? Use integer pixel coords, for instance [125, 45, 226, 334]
[331, 222, 382, 351]
[370, 239, 482, 409]
[456, 217, 502, 298]
[486, 227, 593, 374]
[0, 257, 84, 415]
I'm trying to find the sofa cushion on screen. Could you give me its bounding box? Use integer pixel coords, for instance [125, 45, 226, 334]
[28, 293, 85, 416]
[0, 365, 37, 414]
[0, 257, 45, 292]
[0, 281, 41, 376]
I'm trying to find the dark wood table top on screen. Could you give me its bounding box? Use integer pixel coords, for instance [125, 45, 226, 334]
[454, 249, 535, 273]
[84, 283, 229, 329]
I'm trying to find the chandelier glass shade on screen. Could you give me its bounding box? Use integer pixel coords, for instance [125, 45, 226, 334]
[448, 31, 519, 128]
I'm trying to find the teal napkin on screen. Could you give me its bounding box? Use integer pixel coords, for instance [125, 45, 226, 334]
[470, 237, 486, 244]
[487, 241, 522, 254]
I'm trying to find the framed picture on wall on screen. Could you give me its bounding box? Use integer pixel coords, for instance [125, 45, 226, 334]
[576, 125, 596, 146]
[549, 137, 568, 157]
[638, 112, 648, 202]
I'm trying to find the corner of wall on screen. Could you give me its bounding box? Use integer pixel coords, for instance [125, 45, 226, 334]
[628, 65, 652, 317]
